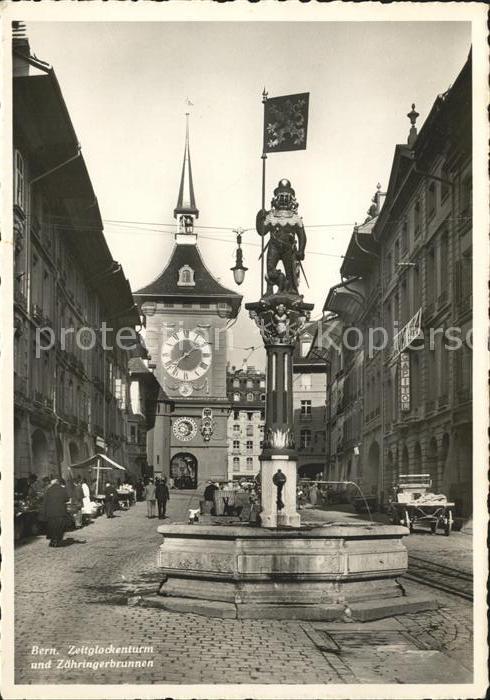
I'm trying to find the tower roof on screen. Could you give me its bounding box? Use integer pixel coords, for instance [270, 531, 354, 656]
[134, 242, 242, 315]
[174, 114, 199, 220]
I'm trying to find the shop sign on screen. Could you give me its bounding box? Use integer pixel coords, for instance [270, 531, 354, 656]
[400, 352, 411, 412]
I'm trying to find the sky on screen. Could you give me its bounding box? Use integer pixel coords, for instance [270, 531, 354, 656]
[26, 20, 471, 369]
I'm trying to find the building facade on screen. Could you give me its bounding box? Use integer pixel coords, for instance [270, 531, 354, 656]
[323, 53, 472, 518]
[292, 326, 327, 479]
[227, 364, 265, 481]
[134, 120, 242, 488]
[13, 27, 144, 484]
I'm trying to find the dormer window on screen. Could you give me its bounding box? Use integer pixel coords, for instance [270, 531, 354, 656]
[178, 265, 195, 287]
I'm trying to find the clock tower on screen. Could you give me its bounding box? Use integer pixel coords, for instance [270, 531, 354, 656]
[134, 117, 242, 488]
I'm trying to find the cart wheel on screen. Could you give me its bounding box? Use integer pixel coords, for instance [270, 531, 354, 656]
[445, 511, 453, 536]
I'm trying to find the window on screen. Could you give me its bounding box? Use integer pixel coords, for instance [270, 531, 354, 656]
[260, 393, 266, 401]
[163, 303, 174, 308]
[412, 264, 421, 314]
[401, 277, 409, 326]
[460, 175, 472, 215]
[441, 163, 450, 202]
[414, 200, 421, 238]
[233, 378, 240, 388]
[300, 429, 311, 449]
[233, 440, 240, 450]
[233, 410, 240, 420]
[394, 239, 400, 269]
[233, 392, 240, 402]
[259, 378, 265, 388]
[385, 252, 392, 282]
[246, 392, 254, 402]
[427, 181, 436, 220]
[426, 247, 436, 305]
[233, 424, 240, 433]
[247, 412, 253, 421]
[14, 150, 25, 211]
[439, 233, 448, 298]
[246, 425, 253, 436]
[246, 440, 253, 451]
[401, 220, 408, 254]
[201, 303, 210, 309]
[246, 457, 253, 470]
[300, 400, 312, 416]
[246, 379, 253, 388]
[233, 457, 240, 472]
[178, 265, 195, 287]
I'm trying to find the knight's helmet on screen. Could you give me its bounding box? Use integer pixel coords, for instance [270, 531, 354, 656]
[272, 179, 298, 211]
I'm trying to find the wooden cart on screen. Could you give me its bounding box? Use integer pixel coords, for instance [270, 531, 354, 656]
[390, 474, 455, 536]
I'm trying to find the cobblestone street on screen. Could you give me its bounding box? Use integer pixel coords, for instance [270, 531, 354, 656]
[14, 493, 474, 687]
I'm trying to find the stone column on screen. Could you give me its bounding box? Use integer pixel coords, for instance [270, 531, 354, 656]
[246, 293, 313, 528]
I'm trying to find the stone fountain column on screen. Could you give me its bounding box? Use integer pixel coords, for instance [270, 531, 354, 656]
[246, 293, 313, 528]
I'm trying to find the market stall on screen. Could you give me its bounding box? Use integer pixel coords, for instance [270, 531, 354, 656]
[68, 453, 127, 514]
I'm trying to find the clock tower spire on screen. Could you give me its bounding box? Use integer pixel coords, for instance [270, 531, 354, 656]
[174, 112, 199, 241]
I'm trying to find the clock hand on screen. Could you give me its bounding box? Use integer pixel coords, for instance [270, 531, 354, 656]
[177, 346, 201, 365]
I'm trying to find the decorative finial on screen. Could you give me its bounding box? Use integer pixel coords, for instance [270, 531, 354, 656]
[407, 103, 419, 148]
[262, 87, 268, 103]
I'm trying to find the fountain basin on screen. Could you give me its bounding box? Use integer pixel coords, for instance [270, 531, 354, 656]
[154, 522, 437, 620]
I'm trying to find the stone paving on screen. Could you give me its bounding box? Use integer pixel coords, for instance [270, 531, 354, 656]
[13, 493, 474, 686]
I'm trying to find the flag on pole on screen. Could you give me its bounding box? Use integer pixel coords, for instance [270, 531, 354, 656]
[263, 92, 309, 153]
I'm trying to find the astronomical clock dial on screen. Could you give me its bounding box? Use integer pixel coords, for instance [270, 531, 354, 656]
[173, 417, 197, 441]
[161, 329, 212, 384]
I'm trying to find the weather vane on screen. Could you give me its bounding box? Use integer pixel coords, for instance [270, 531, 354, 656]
[185, 97, 194, 115]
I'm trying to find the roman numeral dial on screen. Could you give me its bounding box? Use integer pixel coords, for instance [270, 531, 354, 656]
[161, 329, 212, 382]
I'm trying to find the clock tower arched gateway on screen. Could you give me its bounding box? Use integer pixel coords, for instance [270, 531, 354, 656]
[134, 118, 242, 488]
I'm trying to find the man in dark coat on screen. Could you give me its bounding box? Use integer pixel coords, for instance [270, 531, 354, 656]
[41, 479, 69, 547]
[155, 477, 170, 519]
[104, 482, 118, 518]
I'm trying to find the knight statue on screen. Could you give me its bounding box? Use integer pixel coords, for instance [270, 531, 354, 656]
[256, 179, 306, 296]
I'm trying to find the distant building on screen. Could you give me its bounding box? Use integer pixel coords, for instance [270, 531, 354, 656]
[127, 357, 162, 481]
[292, 325, 327, 479]
[13, 24, 144, 483]
[226, 364, 265, 481]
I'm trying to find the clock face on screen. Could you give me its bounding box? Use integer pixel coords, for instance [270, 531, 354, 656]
[161, 329, 212, 383]
[173, 417, 198, 441]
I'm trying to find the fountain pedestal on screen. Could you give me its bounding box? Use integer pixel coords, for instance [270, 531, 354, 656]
[155, 522, 436, 620]
[261, 458, 300, 528]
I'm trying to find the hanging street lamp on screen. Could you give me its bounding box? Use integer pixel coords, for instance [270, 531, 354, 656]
[230, 227, 248, 285]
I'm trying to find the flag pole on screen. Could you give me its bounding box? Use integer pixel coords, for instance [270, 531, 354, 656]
[261, 88, 268, 299]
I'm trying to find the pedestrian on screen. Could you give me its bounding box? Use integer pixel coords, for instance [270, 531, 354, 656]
[144, 479, 156, 518]
[203, 480, 218, 515]
[41, 478, 69, 547]
[71, 476, 84, 528]
[104, 481, 118, 518]
[309, 482, 318, 507]
[155, 477, 170, 519]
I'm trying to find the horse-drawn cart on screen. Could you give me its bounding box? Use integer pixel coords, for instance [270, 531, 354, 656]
[390, 474, 454, 536]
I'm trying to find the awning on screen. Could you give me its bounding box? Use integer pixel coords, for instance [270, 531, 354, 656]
[69, 453, 126, 471]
